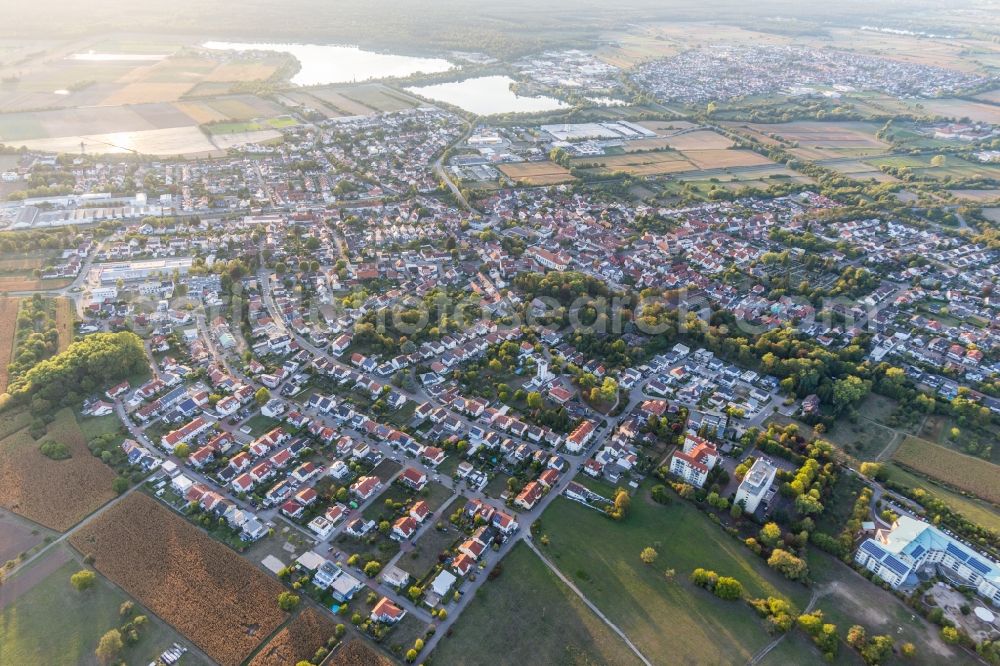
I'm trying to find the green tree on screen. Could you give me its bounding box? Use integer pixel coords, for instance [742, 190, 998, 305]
[277, 591, 300, 611]
[95, 629, 124, 664]
[713, 576, 744, 600]
[640, 547, 658, 564]
[174, 442, 190, 459]
[759, 522, 782, 548]
[255, 387, 271, 406]
[70, 569, 96, 591]
[767, 549, 808, 581]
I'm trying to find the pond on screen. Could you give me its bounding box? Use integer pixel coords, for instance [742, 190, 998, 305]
[406, 75, 569, 115]
[202, 41, 454, 86]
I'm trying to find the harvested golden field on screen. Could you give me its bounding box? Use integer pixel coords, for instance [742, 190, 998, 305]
[0, 277, 72, 291]
[499, 160, 576, 185]
[70, 493, 289, 666]
[893, 436, 1000, 504]
[0, 297, 19, 392]
[0, 408, 116, 531]
[681, 148, 774, 169]
[248, 608, 339, 666]
[54, 297, 74, 351]
[664, 130, 735, 151]
[100, 83, 195, 105]
[0, 257, 45, 274]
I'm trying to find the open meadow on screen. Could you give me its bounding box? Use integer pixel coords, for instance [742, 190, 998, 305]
[0, 544, 208, 666]
[535, 487, 815, 665]
[431, 541, 644, 666]
[69, 492, 289, 666]
[0, 408, 116, 531]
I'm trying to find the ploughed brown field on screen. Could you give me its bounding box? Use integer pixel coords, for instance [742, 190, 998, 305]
[70, 493, 288, 666]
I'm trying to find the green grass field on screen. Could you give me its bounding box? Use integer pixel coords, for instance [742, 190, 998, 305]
[536, 488, 815, 665]
[0, 548, 206, 666]
[203, 116, 297, 135]
[431, 542, 644, 666]
[806, 552, 971, 666]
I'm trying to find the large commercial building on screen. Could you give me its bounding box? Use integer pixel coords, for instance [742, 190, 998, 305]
[735, 458, 777, 514]
[855, 516, 1000, 604]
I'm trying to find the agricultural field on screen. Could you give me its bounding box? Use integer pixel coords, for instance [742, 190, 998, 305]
[0, 41, 293, 112]
[536, 489, 814, 665]
[973, 88, 1000, 104]
[863, 154, 1000, 181]
[328, 640, 395, 666]
[498, 160, 576, 185]
[892, 435, 1000, 504]
[247, 607, 339, 666]
[742, 121, 891, 160]
[54, 297, 74, 351]
[0, 545, 208, 666]
[0, 508, 53, 566]
[69, 493, 289, 666]
[0, 408, 117, 531]
[0, 256, 46, 275]
[682, 148, 774, 169]
[661, 129, 735, 151]
[0, 296, 19, 392]
[947, 189, 1000, 203]
[0, 94, 290, 156]
[339, 84, 423, 112]
[572, 149, 693, 176]
[431, 542, 644, 666]
[308, 87, 381, 116]
[203, 116, 297, 135]
[849, 95, 1000, 125]
[885, 463, 1000, 534]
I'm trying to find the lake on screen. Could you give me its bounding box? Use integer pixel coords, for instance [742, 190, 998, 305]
[202, 41, 454, 86]
[406, 76, 569, 115]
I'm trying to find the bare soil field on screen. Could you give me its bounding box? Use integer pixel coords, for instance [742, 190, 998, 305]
[0, 408, 116, 531]
[70, 492, 288, 666]
[499, 160, 576, 185]
[247, 608, 339, 666]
